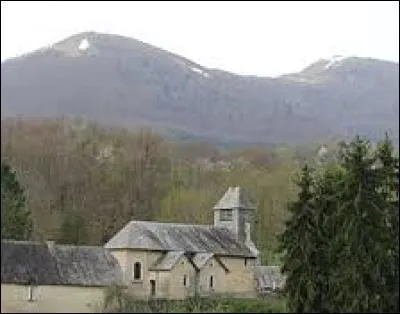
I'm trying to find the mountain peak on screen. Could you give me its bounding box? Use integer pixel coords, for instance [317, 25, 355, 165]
[321, 55, 348, 69]
[1, 32, 398, 145]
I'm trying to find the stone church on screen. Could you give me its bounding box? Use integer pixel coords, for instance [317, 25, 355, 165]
[1, 187, 284, 313]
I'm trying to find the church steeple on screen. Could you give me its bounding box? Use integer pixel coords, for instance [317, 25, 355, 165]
[213, 187, 256, 249]
[213, 186, 255, 211]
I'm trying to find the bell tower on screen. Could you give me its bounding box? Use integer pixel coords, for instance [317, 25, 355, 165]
[213, 187, 258, 257]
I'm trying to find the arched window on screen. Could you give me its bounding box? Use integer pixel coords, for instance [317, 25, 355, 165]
[133, 262, 142, 280]
[209, 275, 214, 289]
[183, 275, 188, 286]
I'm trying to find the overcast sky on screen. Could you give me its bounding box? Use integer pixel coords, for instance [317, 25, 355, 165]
[1, 1, 399, 77]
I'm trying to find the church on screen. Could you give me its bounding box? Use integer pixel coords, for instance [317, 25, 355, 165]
[1, 187, 283, 313]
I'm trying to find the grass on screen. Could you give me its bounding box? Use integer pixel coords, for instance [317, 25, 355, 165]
[103, 286, 287, 313]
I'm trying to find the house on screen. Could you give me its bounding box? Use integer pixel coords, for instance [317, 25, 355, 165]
[1, 186, 285, 312]
[1, 240, 122, 313]
[104, 186, 260, 300]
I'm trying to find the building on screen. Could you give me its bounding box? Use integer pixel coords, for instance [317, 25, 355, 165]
[1, 186, 284, 312]
[105, 186, 259, 300]
[1, 240, 122, 313]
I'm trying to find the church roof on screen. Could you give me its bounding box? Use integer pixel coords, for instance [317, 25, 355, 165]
[1, 240, 123, 287]
[104, 221, 256, 258]
[191, 252, 214, 269]
[213, 186, 255, 210]
[149, 251, 185, 271]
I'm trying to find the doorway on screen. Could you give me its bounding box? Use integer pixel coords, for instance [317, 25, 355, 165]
[150, 280, 156, 297]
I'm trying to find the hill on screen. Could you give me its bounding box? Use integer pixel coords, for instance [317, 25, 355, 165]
[1, 32, 398, 144]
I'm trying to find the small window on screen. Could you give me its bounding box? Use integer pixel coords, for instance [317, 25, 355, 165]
[150, 280, 156, 297]
[28, 285, 36, 302]
[244, 259, 247, 266]
[220, 209, 232, 221]
[209, 275, 214, 289]
[133, 262, 142, 280]
[183, 275, 188, 286]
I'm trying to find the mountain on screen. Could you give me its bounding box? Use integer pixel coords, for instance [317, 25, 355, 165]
[1, 32, 399, 145]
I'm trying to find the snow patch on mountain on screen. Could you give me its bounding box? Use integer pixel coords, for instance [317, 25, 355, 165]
[324, 55, 347, 69]
[78, 38, 90, 51]
[190, 66, 211, 78]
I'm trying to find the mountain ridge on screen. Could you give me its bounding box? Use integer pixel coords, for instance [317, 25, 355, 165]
[1, 32, 399, 145]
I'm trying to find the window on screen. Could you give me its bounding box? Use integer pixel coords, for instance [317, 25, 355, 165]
[244, 259, 247, 267]
[183, 275, 188, 286]
[220, 209, 232, 221]
[209, 275, 214, 289]
[27, 285, 36, 302]
[133, 262, 142, 281]
[150, 280, 156, 297]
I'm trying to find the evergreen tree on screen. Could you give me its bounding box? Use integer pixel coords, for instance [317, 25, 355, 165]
[279, 164, 318, 313]
[1, 161, 32, 240]
[374, 133, 399, 312]
[327, 136, 393, 312]
[279, 134, 399, 313]
[311, 164, 345, 313]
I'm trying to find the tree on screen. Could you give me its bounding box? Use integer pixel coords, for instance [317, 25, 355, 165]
[278, 164, 318, 313]
[1, 161, 32, 240]
[279, 134, 399, 313]
[310, 164, 345, 313]
[330, 136, 391, 312]
[57, 209, 88, 245]
[373, 133, 399, 312]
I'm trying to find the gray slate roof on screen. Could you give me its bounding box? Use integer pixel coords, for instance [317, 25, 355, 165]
[254, 266, 286, 292]
[213, 186, 255, 210]
[192, 252, 214, 269]
[149, 251, 185, 271]
[1, 240, 122, 287]
[105, 221, 256, 258]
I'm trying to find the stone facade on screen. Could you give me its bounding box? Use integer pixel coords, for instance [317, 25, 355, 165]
[1, 284, 105, 313]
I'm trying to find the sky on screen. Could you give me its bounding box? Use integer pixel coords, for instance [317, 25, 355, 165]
[1, 1, 399, 77]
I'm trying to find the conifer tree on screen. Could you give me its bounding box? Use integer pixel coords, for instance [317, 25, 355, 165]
[311, 164, 345, 313]
[280, 134, 399, 313]
[279, 164, 317, 313]
[1, 161, 32, 240]
[374, 133, 399, 312]
[328, 136, 391, 312]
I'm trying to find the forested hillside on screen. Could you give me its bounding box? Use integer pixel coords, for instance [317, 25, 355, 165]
[2, 117, 334, 263]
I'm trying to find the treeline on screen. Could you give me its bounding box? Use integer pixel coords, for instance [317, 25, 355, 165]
[279, 135, 399, 312]
[1, 117, 326, 263]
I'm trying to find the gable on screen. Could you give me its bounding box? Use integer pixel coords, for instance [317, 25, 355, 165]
[149, 251, 185, 271]
[191, 253, 229, 273]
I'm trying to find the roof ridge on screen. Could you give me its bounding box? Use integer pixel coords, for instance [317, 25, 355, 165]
[129, 220, 216, 228]
[1, 239, 105, 250]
